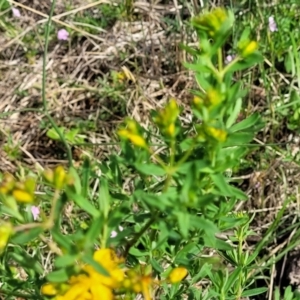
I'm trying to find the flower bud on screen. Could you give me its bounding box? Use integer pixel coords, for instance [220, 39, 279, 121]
[0, 222, 13, 254]
[53, 166, 66, 190]
[13, 189, 34, 203]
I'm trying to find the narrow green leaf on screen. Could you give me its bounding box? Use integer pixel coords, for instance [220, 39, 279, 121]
[176, 211, 189, 238]
[9, 251, 44, 274]
[129, 247, 149, 257]
[230, 113, 260, 132]
[84, 216, 103, 248]
[55, 254, 78, 268]
[46, 268, 70, 283]
[134, 163, 166, 176]
[98, 178, 110, 218]
[210, 174, 232, 195]
[150, 258, 164, 273]
[226, 98, 242, 128]
[81, 158, 91, 198]
[66, 189, 99, 218]
[68, 167, 82, 195]
[11, 227, 43, 244]
[51, 228, 73, 252]
[242, 287, 268, 297]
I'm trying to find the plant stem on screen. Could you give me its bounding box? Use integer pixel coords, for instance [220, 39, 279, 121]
[42, 0, 73, 167]
[124, 214, 157, 257]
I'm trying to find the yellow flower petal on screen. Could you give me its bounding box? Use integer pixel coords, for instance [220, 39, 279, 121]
[0, 222, 13, 254]
[128, 134, 147, 148]
[41, 283, 58, 296]
[169, 267, 188, 283]
[12, 189, 34, 203]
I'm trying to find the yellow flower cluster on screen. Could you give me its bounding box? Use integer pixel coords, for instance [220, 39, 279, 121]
[118, 119, 147, 148]
[42, 249, 124, 300]
[192, 7, 233, 38]
[43, 166, 72, 190]
[0, 222, 13, 254]
[42, 249, 188, 300]
[153, 98, 180, 138]
[0, 173, 36, 203]
[238, 39, 258, 57]
[193, 88, 225, 111]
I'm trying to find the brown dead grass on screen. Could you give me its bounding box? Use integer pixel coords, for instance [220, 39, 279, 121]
[0, 0, 196, 173]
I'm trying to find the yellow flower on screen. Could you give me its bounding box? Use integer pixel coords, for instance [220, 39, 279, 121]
[169, 267, 188, 283]
[118, 120, 148, 148]
[0, 173, 15, 195]
[238, 40, 258, 57]
[41, 249, 124, 300]
[41, 283, 59, 296]
[153, 99, 180, 138]
[192, 8, 233, 38]
[53, 166, 67, 190]
[205, 126, 227, 142]
[128, 134, 147, 148]
[0, 222, 13, 254]
[12, 189, 34, 203]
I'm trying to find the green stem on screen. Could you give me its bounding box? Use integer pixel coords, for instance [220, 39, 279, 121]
[218, 48, 223, 72]
[124, 214, 157, 257]
[42, 0, 73, 167]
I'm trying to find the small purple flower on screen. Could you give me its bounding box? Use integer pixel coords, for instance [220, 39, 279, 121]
[268, 16, 278, 32]
[12, 7, 21, 18]
[57, 29, 69, 41]
[31, 206, 40, 221]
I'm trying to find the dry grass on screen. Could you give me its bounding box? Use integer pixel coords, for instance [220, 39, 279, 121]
[0, 0, 195, 173]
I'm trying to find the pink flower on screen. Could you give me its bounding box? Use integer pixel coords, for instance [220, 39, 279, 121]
[225, 54, 235, 64]
[110, 226, 124, 238]
[31, 206, 40, 221]
[12, 7, 21, 18]
[57, 29, 69, 41]
[268, 16, 277, 32]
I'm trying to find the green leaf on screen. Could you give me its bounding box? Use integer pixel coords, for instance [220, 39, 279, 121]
[224, 267, 241, 291]
[241, 287, 268, 297]
[66, 189, 100, 218]
[81, 158, 91, 198]
[226, 98, 242, 128]
[129, 247, 149, 257]
[98, 178, 110, 218]
[210, 174, 232, 195]
[46, 127, 65, 141]
[68, 167, 82, 195]
[84, 216, 103, 248]
[229, 186, 248, 200]
[150, 258, 164, 273]
[230, 113, 261, 132]
[46, 268, 70, 283]
[224, 132, 254, 146]
[82, 255, 110, 276]
[11, 227, 43, 244]
[1, 205, 24, 222]
[55, 254, 78, 268]
[136, 191, 170, 210]
[51, 228, 73, 252]
[134, 163, 166, 176]
[9, 251, 44, 274]
[176, 211, 189, 238]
